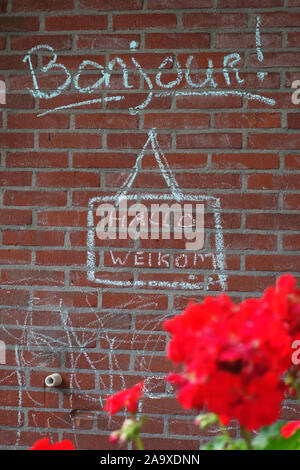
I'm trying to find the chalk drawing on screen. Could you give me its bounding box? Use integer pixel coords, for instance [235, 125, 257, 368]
[130, 41, 139, 51]
[13, 16, 277, 447]
[87, 129, 228, 292]
[255, 16, 268, 82]
[23, 35, 277, 117]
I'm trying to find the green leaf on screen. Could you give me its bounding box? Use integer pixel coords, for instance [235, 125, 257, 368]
[252, 423, 300, 450]
[252, 422, 282, 450]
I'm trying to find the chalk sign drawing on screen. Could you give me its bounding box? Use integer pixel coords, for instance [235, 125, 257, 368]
[87, 128, 227, 291]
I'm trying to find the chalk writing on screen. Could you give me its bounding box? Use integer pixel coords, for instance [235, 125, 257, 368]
[23, 39, 275, 117]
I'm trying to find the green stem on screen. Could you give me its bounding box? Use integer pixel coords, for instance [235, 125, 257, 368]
[294, 380, 300, 407]
[220, 424, 235, 450]
[135, 435, 144, 451]
[241, 427, 253, 450]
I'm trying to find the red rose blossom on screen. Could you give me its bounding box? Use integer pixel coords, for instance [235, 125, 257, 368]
[281, 420, 300, 438]
[104, 381, 144, 415]
[30, 438, 75, 450]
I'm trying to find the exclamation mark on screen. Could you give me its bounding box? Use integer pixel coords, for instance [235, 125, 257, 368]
[256, 16, 268, 82]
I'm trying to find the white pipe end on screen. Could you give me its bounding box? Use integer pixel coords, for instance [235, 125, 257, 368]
[45, 373, 62, 388]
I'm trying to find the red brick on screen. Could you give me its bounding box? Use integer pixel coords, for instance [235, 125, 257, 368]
[63, 432, 123, 450]
[6, 152, 69, 168]
[142, 153, 207, 169]
[247, 174, 300, 191]
[250, 52, 300, 68]
[134, 355, 172, 374]
[176, 133, 242, 149]
[65, 352, 129, 371]
[215, 233, 277, 251]
[220, 193, 278, 210]
[69, 270, 133, 289]
[102, 292, 168, 310]
[283, 235, 300, 251]
[36, 171, 99, 188]
[45, 15, 108, 31]
[107, 92, 171, 110]
[8, 113, 70, 129]
[79, 0, 142, 10]
[0, 17, 39, 32]
[73, 153, 137, 169]
[33, 291, 98, 308]
[0, 410, 24, 427]
[246, 213, 299, 231]
[0, 249, 31, 265]
[148, 0, 212, 7]
[0, 133, 33, 148]
[247, 92, 296, 110]
[39, 133, 102, 149]
[146, 33, 210, 49]
[28, 410, 93, 430]
[176, 172, 241, 189]
[0, 289, 29, 306]
[284, 194, 300, 210]
[107, 133, 171, 149]
[245, 255, 300, 272]
[144, 113, 210, 129]
[0, 55, 35, 71]
[6, 93, 35, 109]
[4, 190, 67, 207]
[288, 113, 300, 129]
[1, 269, 64, 286]
[216, 33, 282, 49]
[2, 230, 64, 247]
[66, 311, 132, 330]
[75, 113, 138, 129]
[0, 36, 6, 49]
[36, 250, 87, 267]
[37, 210, 87, 227]
[113, 13, 177, 30]
[0, 209, 32, 225]
[285, 154, 300, 170]
[108, 52, 175, 69]
[219, 0, 283, 6]
[212, 153, 279, 169]
[176, 94, 242, 109]
[287, 32, 300, 47]
[138, 437, 199, 451]
[11, 34, 72, 51]
[179, 52, 244, 69]
[12, 0, 74, 11]
[248, 134, 300, 150]
[77, 34, 140, 50]
[214, 113, 281, 129]
[261, 12, 300, 27]
[0, 171, 32, 186]
[227, 275, 276, 292]
[183, 13, 248, 29]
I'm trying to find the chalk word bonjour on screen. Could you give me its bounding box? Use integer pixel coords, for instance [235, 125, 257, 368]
[23, 45, 276, 117]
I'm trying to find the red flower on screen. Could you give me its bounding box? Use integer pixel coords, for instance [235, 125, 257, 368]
[104, 381, 144, 415]
[281, 420, 300, 438]
[30, 438, 75, 450]
[164, 275, 300, 431]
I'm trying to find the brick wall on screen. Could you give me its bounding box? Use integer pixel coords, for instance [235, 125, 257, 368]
[0, 0, 299, 450]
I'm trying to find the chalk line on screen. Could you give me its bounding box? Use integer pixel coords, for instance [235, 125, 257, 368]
[37, 95, 124, 117]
